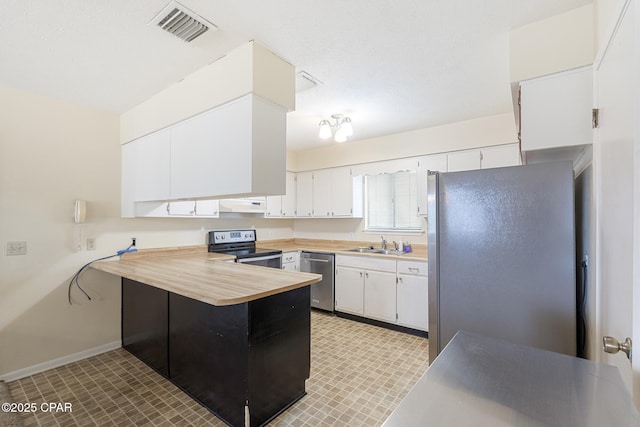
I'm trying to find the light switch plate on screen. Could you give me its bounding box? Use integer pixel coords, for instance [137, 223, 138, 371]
[87, 238, 96, 251]
[6, 241, 27, 256]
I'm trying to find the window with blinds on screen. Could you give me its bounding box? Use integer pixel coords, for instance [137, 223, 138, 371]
[365, 171, 422, 231]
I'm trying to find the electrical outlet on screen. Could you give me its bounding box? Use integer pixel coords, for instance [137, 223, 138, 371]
[87, 238, 96, 251]
[6, 241, 27, 256]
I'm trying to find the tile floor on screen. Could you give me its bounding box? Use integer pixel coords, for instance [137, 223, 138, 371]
[9, 311, 429, 426]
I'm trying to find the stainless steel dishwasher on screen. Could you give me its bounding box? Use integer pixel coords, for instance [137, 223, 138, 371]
[300, 252, 334, 312]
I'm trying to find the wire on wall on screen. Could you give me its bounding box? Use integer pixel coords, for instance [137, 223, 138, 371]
[67, 239, 137, 305]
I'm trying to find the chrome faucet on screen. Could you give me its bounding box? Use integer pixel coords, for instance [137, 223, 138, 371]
[381, 236, 387, 250]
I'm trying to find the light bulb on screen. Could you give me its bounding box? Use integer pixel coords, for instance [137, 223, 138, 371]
[334, 127, 347, 143]
[318, 120, 332, 139]
[341, 117, 353, 137]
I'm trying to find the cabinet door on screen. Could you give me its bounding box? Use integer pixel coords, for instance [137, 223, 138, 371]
[335, 266, 364, 315]
[281, 172, 297, 217]
[171, 97, 253, 199]
[520, 67, 592, 151]
[265, 195, 282, 217]
[364, 270, 397, 323]
[447, 149, 481, 172]
[123, 129, 171, 202]
[195, 200, 219, 217]
[168, 201, 196, 216]
[416, 154, 447, 216]
[481, 144, 521, 169]
[331, 167, 354, 216]
[295, 171, 314, 217]
[397, 274, 428, 331]
[312, 169, 332, 217]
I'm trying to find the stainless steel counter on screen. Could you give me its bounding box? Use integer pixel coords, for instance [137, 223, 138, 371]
[383, 331, 639, 426]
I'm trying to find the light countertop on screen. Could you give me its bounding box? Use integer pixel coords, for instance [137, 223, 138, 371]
[257, 238, 428, 261]
[91, 238, 426, 306]
[91, 246, 321, 306]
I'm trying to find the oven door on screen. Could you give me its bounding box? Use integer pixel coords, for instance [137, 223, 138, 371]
[237, 254, 283, 269]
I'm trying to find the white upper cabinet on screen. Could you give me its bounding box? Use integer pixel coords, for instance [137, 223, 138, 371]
[195, 200, 220, 217]
[311, 167, 363, 218]
[120, 42, 294, 218]
[281, 172, 297, 217]
[519, 66, 593, 162]
[170, 95, 285, 200]
[295, 171, 314, 217]
[121, 129, 171, 203]
[331, 167, 359, 216]
[295, 168, 363, 218]
[168, 201, 196, 216]
[169, 99, 251, 200]
[416, 154, 447, 216]
[312, 169, 332, 217]
[446, 144, 521, 175]
[480, 144, 521, 169]
[121, 95, 287, 217]
[266, 171, 296, 217]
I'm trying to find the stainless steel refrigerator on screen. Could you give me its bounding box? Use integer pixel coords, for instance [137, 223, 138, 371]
[427, 161, 576, 362]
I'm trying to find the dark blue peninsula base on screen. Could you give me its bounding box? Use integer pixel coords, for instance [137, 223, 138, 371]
[122, 277, 311, 427]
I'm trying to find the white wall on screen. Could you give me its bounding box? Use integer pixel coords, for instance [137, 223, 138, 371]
[509, 4, 594, 82]
[0, 85, 293, 378]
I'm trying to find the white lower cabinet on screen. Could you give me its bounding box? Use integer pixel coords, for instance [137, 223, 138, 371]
[364, 269, 397, 323]
[397, 261, 428, 332]
[335, 265, 365, 315]
[335, 255, 397, 322]
[336, 255, 428, 333]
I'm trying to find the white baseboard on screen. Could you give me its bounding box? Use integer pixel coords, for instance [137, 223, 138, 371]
[0, 341, 121, 382]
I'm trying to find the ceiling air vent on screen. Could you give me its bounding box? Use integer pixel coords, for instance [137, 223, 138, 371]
[296, 71, 323, 93]
[150, 1, 217, 43]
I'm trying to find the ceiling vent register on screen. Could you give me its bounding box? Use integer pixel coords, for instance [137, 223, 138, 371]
[150, 1, 217, 43]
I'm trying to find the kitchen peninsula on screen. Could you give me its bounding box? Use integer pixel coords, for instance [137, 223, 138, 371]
[91, 248, 322, 427]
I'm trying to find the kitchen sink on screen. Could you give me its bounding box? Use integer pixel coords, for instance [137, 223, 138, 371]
[345, 247, 404, 255]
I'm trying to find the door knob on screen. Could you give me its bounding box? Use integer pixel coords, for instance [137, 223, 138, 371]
[603, 336, 632, 360]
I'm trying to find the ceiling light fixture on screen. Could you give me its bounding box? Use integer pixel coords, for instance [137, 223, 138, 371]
[318, 114, 354, 143]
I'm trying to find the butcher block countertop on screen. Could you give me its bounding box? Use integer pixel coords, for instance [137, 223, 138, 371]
[91, 246, 321, 306]
[257, 238, 428, 260]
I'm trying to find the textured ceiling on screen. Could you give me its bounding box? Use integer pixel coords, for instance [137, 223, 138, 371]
[0, 0, 592, 151]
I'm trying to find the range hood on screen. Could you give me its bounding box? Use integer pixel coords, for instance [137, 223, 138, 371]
[218, 197, 266, 214]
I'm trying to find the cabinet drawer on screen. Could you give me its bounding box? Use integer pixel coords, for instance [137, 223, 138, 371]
[397, 260, 427, 276]
[336, 255, 396, 273]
